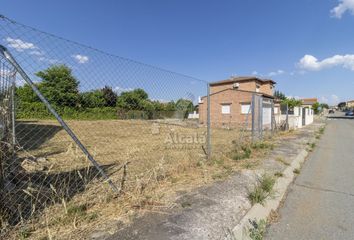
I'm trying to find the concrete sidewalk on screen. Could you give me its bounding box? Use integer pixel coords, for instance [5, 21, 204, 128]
[265, 118, 354, 239]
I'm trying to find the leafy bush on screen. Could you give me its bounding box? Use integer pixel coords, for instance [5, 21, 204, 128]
[249, 219, 267, 240]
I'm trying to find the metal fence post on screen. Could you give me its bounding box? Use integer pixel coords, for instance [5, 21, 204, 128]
[207, 83, 211, 160]
[286, 103, 289, 131]
[251, 94, 255, 142]
[259, 96, 263, 140]
[11, 74, 16, 150]
[271, 100, 275, 135]
[0, 45, 119, 193]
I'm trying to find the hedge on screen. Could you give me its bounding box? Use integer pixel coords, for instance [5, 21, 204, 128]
[16, 102, 117, 120]
[16, 102, 189, 121]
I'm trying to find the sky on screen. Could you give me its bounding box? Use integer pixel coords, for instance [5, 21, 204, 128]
[1, 0, 354, 105]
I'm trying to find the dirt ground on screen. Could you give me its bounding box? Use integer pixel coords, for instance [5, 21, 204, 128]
[3, 119, 271, 239]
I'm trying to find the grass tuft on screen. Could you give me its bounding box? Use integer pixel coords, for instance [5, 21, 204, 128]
[259, 175, 276, 193]
[231, 146, 252, 161]
[18, 227, 33, 239]
[248, 175, 275, 205]
[275, 156, 290, 166]
[67, 204, 87, 218]
[251, 141, 274, 150]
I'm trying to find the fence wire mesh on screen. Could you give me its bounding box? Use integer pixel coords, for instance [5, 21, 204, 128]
[0, 15, 274, 239]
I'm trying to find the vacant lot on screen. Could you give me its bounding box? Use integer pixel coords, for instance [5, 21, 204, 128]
[3, 119, 270, 239]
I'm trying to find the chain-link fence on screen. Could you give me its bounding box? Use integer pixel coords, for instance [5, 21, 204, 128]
[0, 15, 277, 239]
[0, 56, 16, 196]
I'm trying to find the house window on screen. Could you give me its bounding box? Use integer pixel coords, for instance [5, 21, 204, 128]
[221, 104, 231, 114]
[241, 103, 251, 114]
[256, 84, 260, 93]
[274, 107, 279, 114]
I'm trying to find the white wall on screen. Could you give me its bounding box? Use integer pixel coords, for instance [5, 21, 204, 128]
[304, 108, 314, 125]
[188, 111, 199, 119]
[275, 106, 313, 130]
[262, 106, 272, 126]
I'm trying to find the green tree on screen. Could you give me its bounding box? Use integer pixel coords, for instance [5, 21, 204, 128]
[102, 86, 117, 107]
[80, 90, 105, 108]
[16, 84, 40, 103]
[320, 103, 329, 109]
[116, 88, 149, 110]
[175, 98, 194, 118]
[281, 98, 302, 108]
[36, 65, 80, 107]
[274, 90, 286, 100]
[165, 101, 176, 112]
[338, 102, 346, 109]
[312, 102, 320, 114]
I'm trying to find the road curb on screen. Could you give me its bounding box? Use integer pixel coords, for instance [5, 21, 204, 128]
[230, 149, 309, 240]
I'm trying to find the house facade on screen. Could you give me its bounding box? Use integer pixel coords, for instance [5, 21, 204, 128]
[301, 98, 318, 108]
[347, 100, 354, 108]
[199, 77, 276, 128]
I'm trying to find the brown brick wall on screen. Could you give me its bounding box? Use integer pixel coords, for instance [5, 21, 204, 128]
[199, 89, 253, 127]
[210, 80, 274, 95]
[210, 81, 257, 94]
[259, 82, 274, 96]
[200, 79, 275, 128]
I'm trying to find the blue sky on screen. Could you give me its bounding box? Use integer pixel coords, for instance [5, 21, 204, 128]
[1, 0, 354, 105]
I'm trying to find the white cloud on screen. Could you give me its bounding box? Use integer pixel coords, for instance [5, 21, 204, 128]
[331, 0, 354, 18]
[268, 69, 285, 77]
[286, 95, 301, 100]
[320, 96, 329, 104]
[114, 86, 133, 95]
[151, 98, 170, 103]
[298, 54, 354, 71]
[320, 94, 340, 105]
[251, 71, 259, 75]
[29, 50, 44, 56]
[5, 37, 37, 52]
[72, 54, 89, 64]
[331, 94, 340, 104]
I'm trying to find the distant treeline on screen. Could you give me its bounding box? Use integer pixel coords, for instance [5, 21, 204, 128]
[16, 65, 195, 120]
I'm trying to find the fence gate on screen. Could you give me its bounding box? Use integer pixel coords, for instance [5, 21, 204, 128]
[251, 94, 275, 141]
[302, 107, 306, 126]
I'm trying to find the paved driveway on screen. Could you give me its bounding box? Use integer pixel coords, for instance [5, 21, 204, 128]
[265, 118, 354, 239]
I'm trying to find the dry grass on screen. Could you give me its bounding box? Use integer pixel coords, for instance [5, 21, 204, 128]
[3, 119, 275, 239]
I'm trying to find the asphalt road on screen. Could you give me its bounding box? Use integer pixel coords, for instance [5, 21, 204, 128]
[265, 117, 354, 240]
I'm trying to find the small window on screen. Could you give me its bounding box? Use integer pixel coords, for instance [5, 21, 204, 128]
[221, 104, 231, 114]
[256, 84, 260, 93]
[241, 103, 251, 114]
[274, 107, 279, 114]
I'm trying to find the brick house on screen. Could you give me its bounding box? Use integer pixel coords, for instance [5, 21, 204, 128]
[346, 100, 354, 108]
[198, 76, 276, 127]
[301, 98, 318, 108]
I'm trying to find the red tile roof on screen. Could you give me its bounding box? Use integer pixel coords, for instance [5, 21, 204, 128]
[209, 76, 276, 86]
[301, 98, 318, 105]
